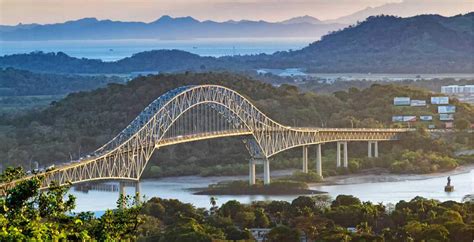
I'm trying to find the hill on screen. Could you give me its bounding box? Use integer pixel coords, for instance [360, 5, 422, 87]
[247, 13, 474, 73]
[0, 72, 472, 176]
[0, 68, 123, 96]
[1, 14, 472, 74]
[0, 16, 343, 41]
[0, 50, 236, 74]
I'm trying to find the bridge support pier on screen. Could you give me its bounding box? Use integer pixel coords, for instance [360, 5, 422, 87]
[119, 181, 126, 208]
[302, 146, 309, 173]
[337, 142, 348, 168]
[135, 181, 141, 203]
[368, 141, 379, 158]
[249, 159, 256, 185]
[316, 144, 322, 178]
[263, 158, 270, 185]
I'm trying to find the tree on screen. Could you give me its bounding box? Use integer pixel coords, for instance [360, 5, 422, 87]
[267, 225, 300, 242]
[332, 195, 361, 207]
[254, 208, 270, 228]
[0, 167, 143, 240]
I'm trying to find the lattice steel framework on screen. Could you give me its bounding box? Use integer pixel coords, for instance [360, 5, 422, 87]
[0, 85, 408, 194]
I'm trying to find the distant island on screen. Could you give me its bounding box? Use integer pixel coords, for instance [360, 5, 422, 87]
[0, 15, 344, 41]
[193, 180, 326, 196]
[1, 13, 472, 74]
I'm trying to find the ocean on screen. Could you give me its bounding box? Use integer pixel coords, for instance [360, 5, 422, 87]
[0, 38, 314, 61]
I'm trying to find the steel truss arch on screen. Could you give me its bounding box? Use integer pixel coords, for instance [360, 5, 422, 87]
[0, 85, 408, 193]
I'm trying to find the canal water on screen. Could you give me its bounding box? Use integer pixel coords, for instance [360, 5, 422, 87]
[70, 167, 473, 213]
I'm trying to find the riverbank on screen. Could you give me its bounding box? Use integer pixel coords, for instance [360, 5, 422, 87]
[188, 163, 474, 196]
[317, 163, 474, 186]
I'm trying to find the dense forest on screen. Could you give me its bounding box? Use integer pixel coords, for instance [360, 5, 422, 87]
[1, 169, 473, 241]
[0, 68, 124, 96]
[1, 13, 473, 74]
[0, 72, 472, 177]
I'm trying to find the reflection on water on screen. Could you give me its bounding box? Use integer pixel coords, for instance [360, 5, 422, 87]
[71, 168, 473, 213]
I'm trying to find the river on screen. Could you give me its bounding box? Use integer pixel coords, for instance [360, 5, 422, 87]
[70, 166, 473, 213]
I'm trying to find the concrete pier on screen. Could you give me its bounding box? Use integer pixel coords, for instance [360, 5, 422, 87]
[343, 142, 348, 168]
[316, 144, 322, 178]
[302, 145, 309, 173]
[263, 158, 270, 185]
[368, 141, 379, 158]
[249, 159, 256, 185]
[337, 142, 348, 168]
[135, 181, 141, 203]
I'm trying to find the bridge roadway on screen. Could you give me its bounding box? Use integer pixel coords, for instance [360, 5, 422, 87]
[0, 85, 410, 196]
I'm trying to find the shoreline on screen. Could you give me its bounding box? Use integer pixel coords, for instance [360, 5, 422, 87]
[143, 163, 474, 187]
[316, 163, 474, 186]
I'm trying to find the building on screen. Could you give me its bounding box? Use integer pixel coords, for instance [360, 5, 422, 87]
[441, 85, 474, 104]
[441, 85, 474, 94]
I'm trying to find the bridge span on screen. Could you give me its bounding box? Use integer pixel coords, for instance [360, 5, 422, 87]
[0, 85, 409, 196]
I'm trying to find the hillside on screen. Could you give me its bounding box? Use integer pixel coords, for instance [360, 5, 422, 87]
[1, 14, 472, 74]
[0, 72, 472, 175]
[249, 13, 474, 73]
[0, 68, 123, 96]
[0, 16, 343, 40]
[0, 50, 234, 74]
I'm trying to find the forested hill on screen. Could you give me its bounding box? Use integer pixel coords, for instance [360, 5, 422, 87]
[248, 13, 474, 73]
[0, 50, 237, 74]
[1, 72, 473, 171]
[0, 14, 472, 74]
[0, 68, 123, 96]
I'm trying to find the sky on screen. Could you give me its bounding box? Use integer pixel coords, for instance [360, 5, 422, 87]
[0, 0, 473, 25]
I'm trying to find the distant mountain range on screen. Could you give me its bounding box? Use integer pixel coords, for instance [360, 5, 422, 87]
[1, 13, 472, 74]
[0, 15, 344, 41]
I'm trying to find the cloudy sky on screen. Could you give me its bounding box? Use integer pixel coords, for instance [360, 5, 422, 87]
[1, 0, 473, 25]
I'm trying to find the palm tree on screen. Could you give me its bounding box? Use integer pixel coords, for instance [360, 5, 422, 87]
[210, 196, 218, 215]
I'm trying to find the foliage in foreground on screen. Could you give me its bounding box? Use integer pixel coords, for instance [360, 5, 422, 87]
[1, 167, 473, 241]
[0, 167, 143, 240]
[140, 194, 474, 242]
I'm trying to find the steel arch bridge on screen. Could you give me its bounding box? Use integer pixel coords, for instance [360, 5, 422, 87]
[0, 85, 408, 194]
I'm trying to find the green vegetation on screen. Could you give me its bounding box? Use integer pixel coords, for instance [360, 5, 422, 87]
[194, 179, 322, 195]
[0, 167, 143, 240]
[0, 68, 125, 114]
[0, 68, 124, 96]
[279, 14, 474, 73]
[141, 195, 473, 242]
[1, 168, 473, 241]
[299, 78, 474, 95]
[0, 72, 472, 177]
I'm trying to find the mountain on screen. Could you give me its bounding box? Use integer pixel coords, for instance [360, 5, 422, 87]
[280, 15, 322, 25]
[0, 16, 343, 41]
[327, 0, 474, 24]
[254, 13, 474, 73]
[1, 14, 472, 74]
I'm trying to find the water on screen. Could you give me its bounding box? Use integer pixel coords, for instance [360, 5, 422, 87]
[0, 38, 313, 61]
[70, 167, 473, 213]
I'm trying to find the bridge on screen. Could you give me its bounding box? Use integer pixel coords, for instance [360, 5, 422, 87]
[0, 85, 409, 196]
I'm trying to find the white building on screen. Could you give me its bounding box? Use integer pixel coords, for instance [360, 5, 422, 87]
[441, 85, 474, 94]
[441, 85, 474, 104]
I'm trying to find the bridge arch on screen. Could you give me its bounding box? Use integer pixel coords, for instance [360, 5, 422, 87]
[0, 85, 407, 192]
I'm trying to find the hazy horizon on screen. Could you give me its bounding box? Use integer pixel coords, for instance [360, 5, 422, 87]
[1, 0, 473, 25]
